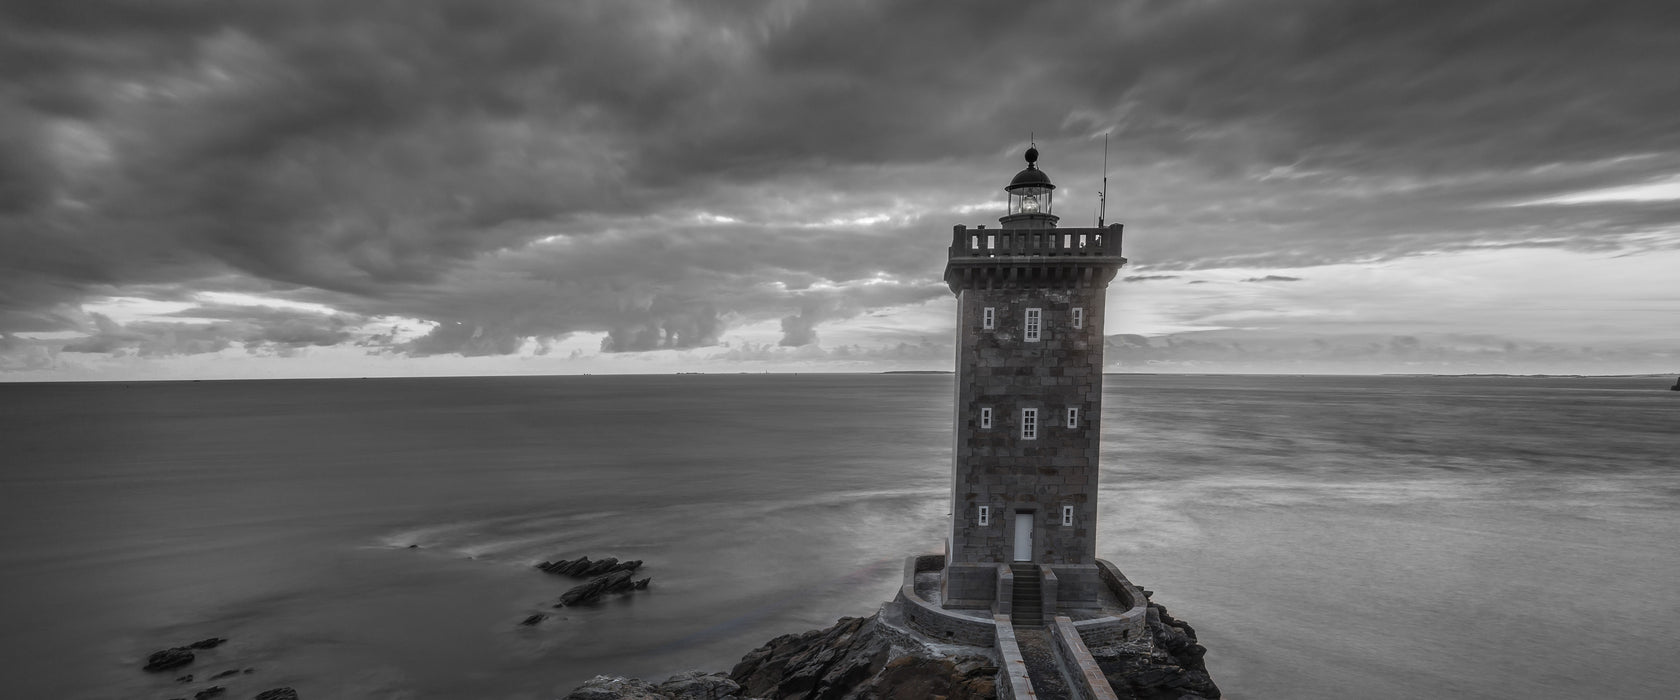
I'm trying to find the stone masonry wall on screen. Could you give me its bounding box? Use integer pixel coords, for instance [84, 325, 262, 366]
[949, 285, 1108, 569]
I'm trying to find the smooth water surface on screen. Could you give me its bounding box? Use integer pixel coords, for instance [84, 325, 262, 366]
[0, 374, 1675, 699]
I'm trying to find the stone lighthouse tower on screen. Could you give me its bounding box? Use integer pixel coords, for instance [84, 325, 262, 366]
[940, 145, 1127, 615]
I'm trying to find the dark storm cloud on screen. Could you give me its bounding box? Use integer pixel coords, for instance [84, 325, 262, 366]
[3, 0, 1678, 362]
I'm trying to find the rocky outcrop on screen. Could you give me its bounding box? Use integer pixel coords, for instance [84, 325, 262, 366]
[562, 613, 996, 700]
[556, 569, 652, 607]
[1090, 600, 1222, 700]
[253, 688, 299, 700]
[538, 556, 644, 578]
[564, 671, 744, 700]
[143, 647, 197, 672]
[144, 637, 229, 672]
[562, 601, 1219, 699]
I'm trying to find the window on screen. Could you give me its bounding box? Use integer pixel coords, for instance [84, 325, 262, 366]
[1021, 408, 1038, 440]
[1066, 407, 1079, 429]
[1072, 307, 1084, 329]
[1025, 308, 1041, 342]
[979, 407, 993, 429]
[1062, 505, 1074, 527]
[978, 505, 991, 527]
[982, 307, 995, 330]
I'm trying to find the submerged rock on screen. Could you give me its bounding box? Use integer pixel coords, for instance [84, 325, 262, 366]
[143, 648, 195, 672]
[192, 686, 225, 700]
[555, 570, 650, 607]
[253, 688, 300, 700]
[520, 614, 548, 626]
[187, 637, 227, 650]
[537, 556, 644, 578]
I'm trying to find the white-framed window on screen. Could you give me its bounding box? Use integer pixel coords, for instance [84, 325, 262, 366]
[1062, 505, 1075, 527]
[982, 307, 995, 330]
[1025, 308, 1042, 342]
[1072, 307, 1084, 329]
[979, 407, 993, 429]
[978, 505, 991, 527]
[1066, 407, 1079, 429]
[1021, 408, 1038, 440]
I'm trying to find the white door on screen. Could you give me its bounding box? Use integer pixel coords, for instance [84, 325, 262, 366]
[1013, 512, 1033, 561]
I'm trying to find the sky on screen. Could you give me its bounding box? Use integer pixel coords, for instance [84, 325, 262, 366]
[3, 0, 1678, 380]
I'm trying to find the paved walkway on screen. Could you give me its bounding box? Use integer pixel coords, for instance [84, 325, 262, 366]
[1013, 628, 1072, 700]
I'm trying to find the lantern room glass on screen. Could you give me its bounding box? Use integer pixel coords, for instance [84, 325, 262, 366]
[1009, 186, 1052, 216]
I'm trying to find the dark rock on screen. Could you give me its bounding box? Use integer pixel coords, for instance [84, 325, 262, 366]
[175, 674, 193, 683]
[652, 670, 741, 700]
[561, 675, 663, 699]
[253, 688, 299, 700]
[565, 599, 1220, 700]
[520, 614, 547, 626]
[1098, 601, 1223, 700]
[187, 637, 228, 650]
[192, 687, 225, 700]
[538, 556, 644, 578]
[581, 557, 621, 576]
[209, 668, 242, 680]
[556, 570, 642, 607]
[406, 544, 419, 549]
[143, 648, 195, 672]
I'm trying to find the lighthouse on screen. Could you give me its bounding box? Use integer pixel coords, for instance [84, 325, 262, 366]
[939, 145, 1128, 617]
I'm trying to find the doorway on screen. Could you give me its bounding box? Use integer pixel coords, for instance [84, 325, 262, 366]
[1013, 511, 1033, 562]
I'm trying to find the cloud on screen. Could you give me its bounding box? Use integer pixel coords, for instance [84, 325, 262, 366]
[1242, 275, 1303, 283]
[2, 1, 1679, 376]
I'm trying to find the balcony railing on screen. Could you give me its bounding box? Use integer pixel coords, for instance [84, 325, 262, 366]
[949, 224, 1123, 259]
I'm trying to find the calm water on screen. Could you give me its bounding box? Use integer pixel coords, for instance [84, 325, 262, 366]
[0, 374, 1675, 699]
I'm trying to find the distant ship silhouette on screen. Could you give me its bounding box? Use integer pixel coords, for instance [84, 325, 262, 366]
[1671, 376, 1680, 391]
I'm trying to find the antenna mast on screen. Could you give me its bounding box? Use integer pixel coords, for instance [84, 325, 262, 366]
[1097, 134, 1110, 227]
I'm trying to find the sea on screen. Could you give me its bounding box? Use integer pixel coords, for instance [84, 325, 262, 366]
[0, 374, 1675, 700]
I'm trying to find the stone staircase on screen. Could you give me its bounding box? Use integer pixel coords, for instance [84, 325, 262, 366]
[1010, 564, 1043, 628]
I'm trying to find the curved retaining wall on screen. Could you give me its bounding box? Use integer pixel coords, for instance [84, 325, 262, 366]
[896, 554, 998, 647]
[896, 554, 1150, 651]
[1069, 559, 1149, 648]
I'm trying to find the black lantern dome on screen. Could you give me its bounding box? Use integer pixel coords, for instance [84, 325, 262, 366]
[1002, 145, 1058, 227]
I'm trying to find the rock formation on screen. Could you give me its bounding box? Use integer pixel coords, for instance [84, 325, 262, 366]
[1089, 599, 1222, 699]
[538, 556, 644, 578]
[560, 602, 1221, 700]
[143, 647, 197, 672]
[562, 614, 997, 700]
[556, 569, 652, 607]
